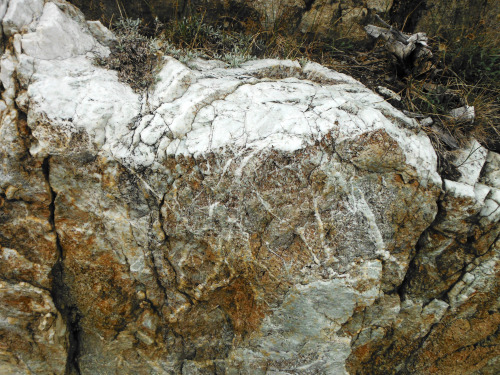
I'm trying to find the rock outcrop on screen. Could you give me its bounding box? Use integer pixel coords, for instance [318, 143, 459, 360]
[1, 1, 499, 374]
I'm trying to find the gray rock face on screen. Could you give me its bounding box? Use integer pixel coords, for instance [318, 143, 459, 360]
[1, 1, 499, 374]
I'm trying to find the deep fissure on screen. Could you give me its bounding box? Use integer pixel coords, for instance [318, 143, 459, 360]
[42, 157, 82, 375]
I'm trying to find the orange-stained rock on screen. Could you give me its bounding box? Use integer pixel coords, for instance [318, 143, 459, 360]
[1, 1, 499, 374]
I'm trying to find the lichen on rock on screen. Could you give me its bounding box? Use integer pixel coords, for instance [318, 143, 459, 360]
[1, 1, 499, 374]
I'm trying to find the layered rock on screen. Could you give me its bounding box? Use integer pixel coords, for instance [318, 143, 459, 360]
[1, 1, 499, 374]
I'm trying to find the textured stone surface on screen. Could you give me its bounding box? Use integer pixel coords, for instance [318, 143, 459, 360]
[1, 1, 499, 374]
[1, 0, 43, 37]
[0, 281, 68, 375]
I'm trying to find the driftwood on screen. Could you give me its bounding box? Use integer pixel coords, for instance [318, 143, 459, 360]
[365, 15, 433, 76]
[429, 124, 459, 149]
[402, 111, 460, 149]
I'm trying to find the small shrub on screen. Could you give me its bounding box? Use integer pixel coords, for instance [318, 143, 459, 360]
[95, 18, 161, 92]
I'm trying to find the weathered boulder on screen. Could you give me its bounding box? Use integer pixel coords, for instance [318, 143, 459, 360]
[1, 1, 498, 374]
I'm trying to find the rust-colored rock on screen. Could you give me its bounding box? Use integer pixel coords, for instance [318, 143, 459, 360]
[1, 1, 499, 374]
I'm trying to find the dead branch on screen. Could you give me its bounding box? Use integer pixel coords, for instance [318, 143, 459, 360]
[365, 15, 433, 76]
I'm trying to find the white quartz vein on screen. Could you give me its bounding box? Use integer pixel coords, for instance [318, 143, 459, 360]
[12, 0, 441, 188]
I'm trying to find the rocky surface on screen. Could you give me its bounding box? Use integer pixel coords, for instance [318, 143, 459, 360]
[1, 1, 499, 374]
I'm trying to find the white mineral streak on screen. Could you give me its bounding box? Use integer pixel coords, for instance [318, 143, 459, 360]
[448, 243, 499, 309]
[26, 56, 139, 156]
[480, 188, 500, 225]
[437, 139, 493, 234]
[14, 2, 441, 187]
[0, 1, 8, 21]
[6, 1, 500, 374]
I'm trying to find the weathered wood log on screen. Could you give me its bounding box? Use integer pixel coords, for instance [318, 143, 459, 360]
[365, 15, 433, 76]
[429, 124, 460, 149]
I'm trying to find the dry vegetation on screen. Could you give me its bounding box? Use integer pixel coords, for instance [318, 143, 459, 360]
[96, 4, 499, 163]
[95, 18, 161, 91]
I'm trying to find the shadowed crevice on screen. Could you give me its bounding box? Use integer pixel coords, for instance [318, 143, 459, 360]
[42, 156, 82, 375]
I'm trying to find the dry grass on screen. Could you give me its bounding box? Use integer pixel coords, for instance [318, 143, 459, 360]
[398, 21, 500, 152]
[95, 18, 161, 92]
